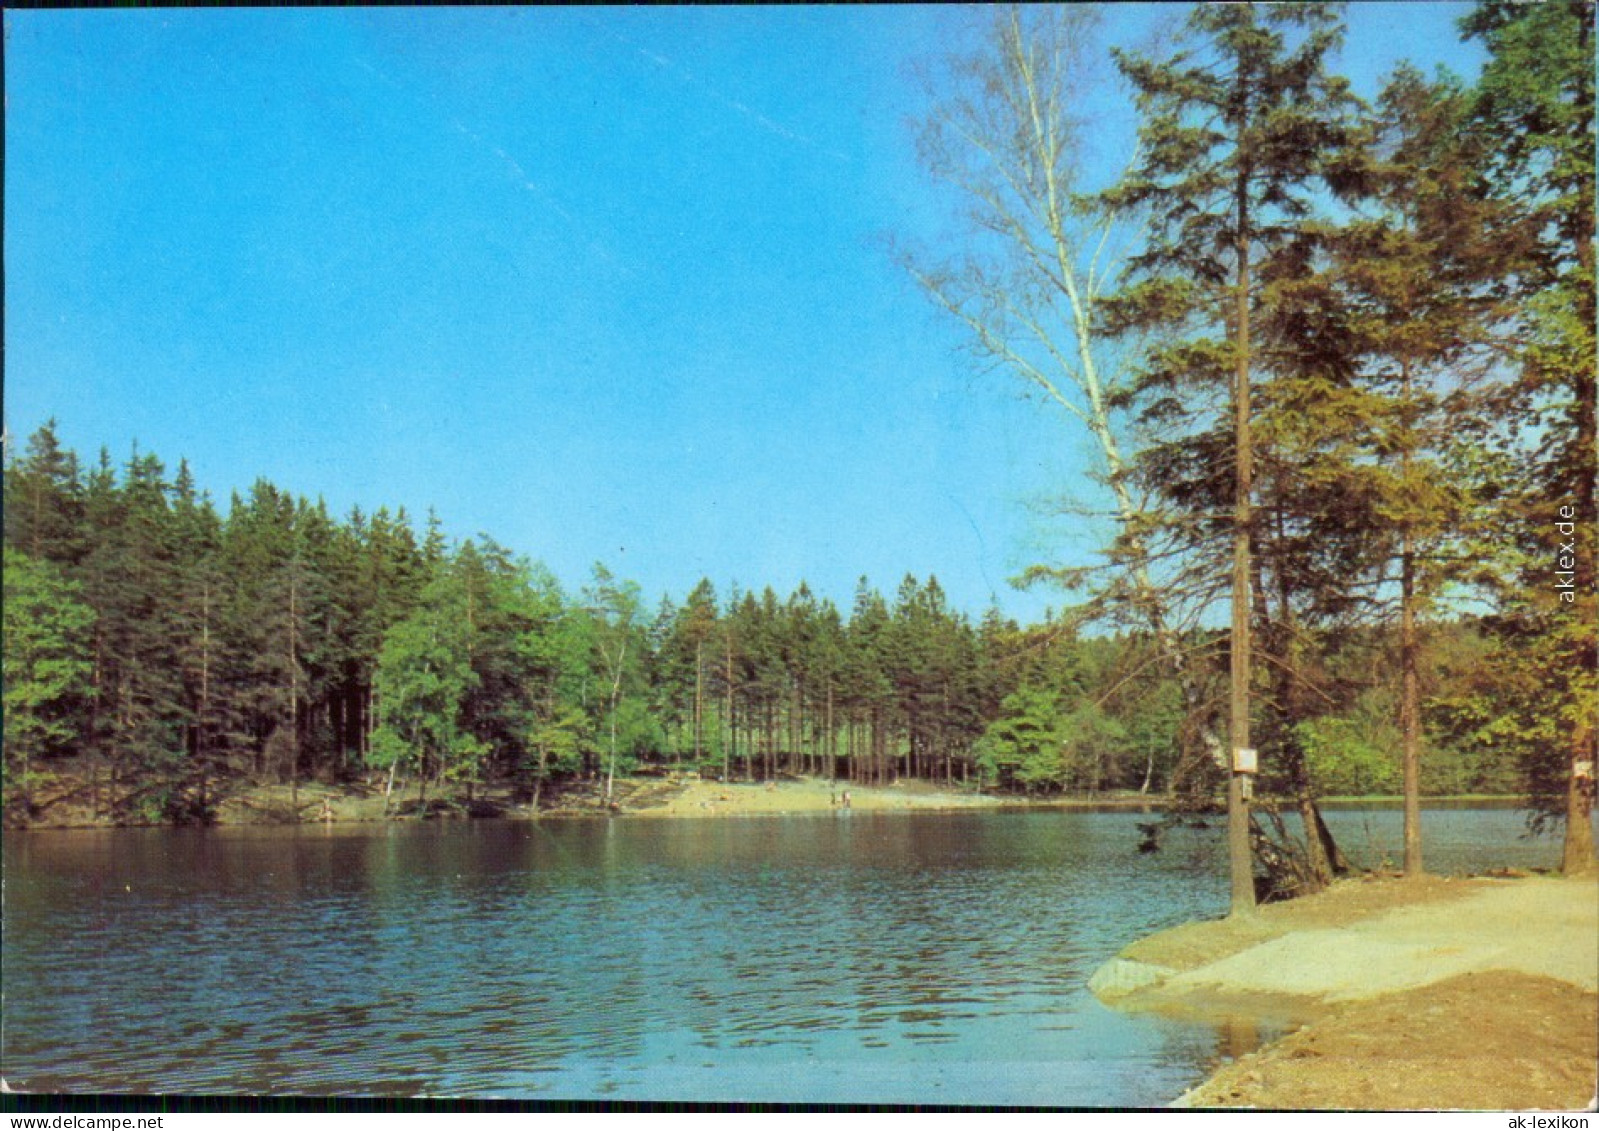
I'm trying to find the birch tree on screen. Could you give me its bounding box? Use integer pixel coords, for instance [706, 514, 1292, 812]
[583, 563, 644, 805]
[899, 5, 1229, 790]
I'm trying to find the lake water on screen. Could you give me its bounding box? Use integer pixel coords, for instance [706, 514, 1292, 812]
[0, 807, 1571, 1105]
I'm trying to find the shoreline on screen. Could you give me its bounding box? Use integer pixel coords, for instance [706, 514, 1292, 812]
[6, 773, 1173, 831]
[1090, 874, 1599, 1110]
[5, 769, 1537, 831]
[612, 776, 1165, 819]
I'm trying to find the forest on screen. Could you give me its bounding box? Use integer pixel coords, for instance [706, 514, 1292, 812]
[0, 420, 1558, 827]
[2, 2, 1593, 886]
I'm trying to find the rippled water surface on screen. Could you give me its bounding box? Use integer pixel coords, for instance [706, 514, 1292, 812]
[0, 808, 1566, 1103]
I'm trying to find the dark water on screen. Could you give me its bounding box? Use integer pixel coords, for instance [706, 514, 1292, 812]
[0, 808, 1569, 1104]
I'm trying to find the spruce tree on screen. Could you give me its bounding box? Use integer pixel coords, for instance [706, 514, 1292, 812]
[4, 420, 86, 566]
[1313, 66, 1519, 875]
[1460, 0, 1596, 873]
[1109, 2, 1360, 912]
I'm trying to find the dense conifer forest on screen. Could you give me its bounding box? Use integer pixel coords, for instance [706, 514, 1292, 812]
[0, 421, 1551, 827]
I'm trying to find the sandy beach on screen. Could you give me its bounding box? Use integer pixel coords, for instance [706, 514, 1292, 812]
[620, 775, 1016, 817]
[1091, 874, 1599, 1110]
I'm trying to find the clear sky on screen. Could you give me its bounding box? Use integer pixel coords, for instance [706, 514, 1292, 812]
[4, 4, 1484, 621]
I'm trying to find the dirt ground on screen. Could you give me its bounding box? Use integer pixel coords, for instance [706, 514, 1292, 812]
[1104, 874, 1599, 1111]
[1183, 969, 1597, 1110]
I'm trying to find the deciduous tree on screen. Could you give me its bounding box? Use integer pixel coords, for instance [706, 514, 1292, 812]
[2, 547, 95, 818]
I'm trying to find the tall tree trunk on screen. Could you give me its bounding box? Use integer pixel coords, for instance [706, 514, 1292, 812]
[723, 637, 734, 782]
[533, 741, 548, 813]
[1397, 359, 1426, 877]
[1562, 331, 1597, 873]
[1227, 150, 1258, 918]
[693, 640, 704, 765]
[1400, 512, 1425, 877]
[1267, 494, 1334, 890]
[289, 570, 301, 813]
[383, 755, 398, 818]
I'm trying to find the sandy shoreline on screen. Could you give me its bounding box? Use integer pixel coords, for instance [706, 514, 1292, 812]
[13, 773, 1169, 828]
[14, 768, 1524, 829]
[616, 775, 1146, 817]
[1091, 874, 1599, 1110]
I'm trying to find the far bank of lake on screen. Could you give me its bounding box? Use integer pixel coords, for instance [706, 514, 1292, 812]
[5, 767, 1546, 830]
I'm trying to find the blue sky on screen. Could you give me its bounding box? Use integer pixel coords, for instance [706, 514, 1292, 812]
[4, 4, 1484, 621]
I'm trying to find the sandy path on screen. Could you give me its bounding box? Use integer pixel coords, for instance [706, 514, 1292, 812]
[1093, 875, 1599, 1109]
[1158, 877, 1596, 1003]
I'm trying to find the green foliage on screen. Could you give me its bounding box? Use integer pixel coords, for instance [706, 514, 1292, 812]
[1059, 700, 1129, 793]
[1298, 714, 1401, 798]
[1457, 0, 1596, 862]
[609, 698, 663, 766]
[369, 570, 482, 788]
[527, 707, 589, 782]
[976, 686, 1069, 793]
[3, 420, 85, 564]
[0, 413, 1565, 824]
[1108, 2, 1375, 828]
[1115, 676, 1184, 791]
[2, 546, 96, 812]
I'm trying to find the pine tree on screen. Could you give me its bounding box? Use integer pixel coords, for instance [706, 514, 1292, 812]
[843, 579, 894, 785]
[1459, 0, 1596, 873]
[169, 460, 234, 812]
[806, 596, 847, 781]
[352, 505, 428, 773]
[75, 448, 189, 817]
[1109, 2, 1361, 911]
[221, 482, 324, 803]
[1312, 65, 1521, 875]
[460, 538, 574, 792]
[4, 420, 86, 566]
[657, 579, 719, 769]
